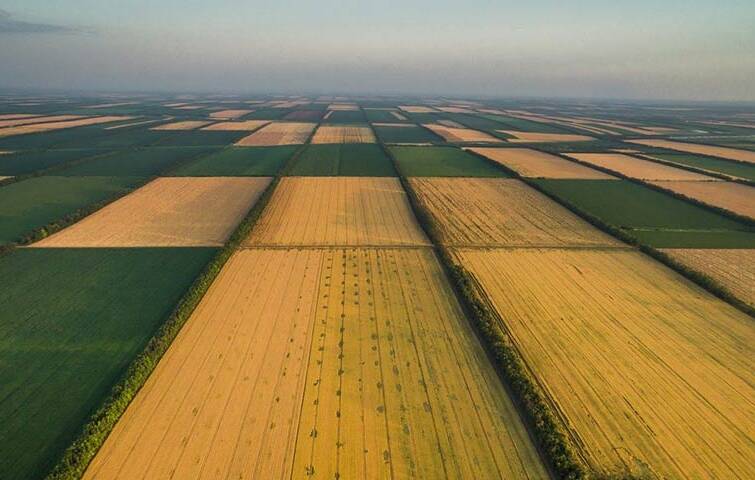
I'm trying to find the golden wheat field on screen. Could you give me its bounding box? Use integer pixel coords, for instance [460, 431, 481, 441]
[566, 153, 717, 181]
[83, 247, 547, 480]
[246, 177, 430, 246]
[423, 124, 503, 143]
[0, 114, 83, 128]
[409, 177, 620, 247]
[235, 122, 316, 146]
[649, 180, 755, 219]
[0, 113, 41, 120]
[454, 247, 755, 479]
[626, 139, 755, 164]
[201, 120, 270, 131]
[497, 131, 595, 143]
[152, 120, 214, 130]
[310, 125, 376, 144]
[0, 116, 131, 137]
[208, 109, 253, 119]
[469, 147, 615, 179]
[33, 177, 271, 247]
[398, 105, 436, 113]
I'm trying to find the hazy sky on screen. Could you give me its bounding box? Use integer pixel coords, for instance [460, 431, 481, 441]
[1, 1, 754, 100]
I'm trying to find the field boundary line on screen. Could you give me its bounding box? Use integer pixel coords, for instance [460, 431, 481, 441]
[629, 150, 754, 186]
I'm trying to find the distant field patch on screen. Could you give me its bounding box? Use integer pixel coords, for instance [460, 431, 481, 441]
[287, 144, 396, 176]
[201, 120, 269, 131]
[154, 130, 247, 147]
[0, 115, 83, 129]
[390, 145, 509, 177]
[374, 124, 442, 144]
[0, 116, 132, 138]
[470, 147, 615, 179]
[327, 103, 359, 110]
[639, 152, 755, 181]
[499, 130, 595, 143]
[0, 149, 109, 176]
[57, 146, 218, 177]
[208, 109, 252, 120]
[649, 180, 755, 219]
[566, 153, 717, 180]
[151, 120, 213, 131]
[423, 124, 503, 143]
[311, 125, 376, 144]
[398, 105, 437, 113]
[173, 146, 295, 176]
[627, 139, 755, 164]
[235, 122, 316, 146]
[34, 177, 270, 247]
[322, 110, 366, 123]
[283, 110, 322, 121]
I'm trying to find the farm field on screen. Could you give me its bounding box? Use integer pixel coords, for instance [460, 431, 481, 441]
[201, 120, 269, 131]
[422, 123, 503, 143]
[0, 148, 111, 176]
[373, 124, 442, 144]
[565, 152, 717, 180]
[453, 247, 755, 479]
[498, 131, 595, 143]
[0, 247, 216, 480]
[83, 247, 548, 480]
[32, 177, 270, 247]
[0, 116, 132, 137]
[245, 177, 429, 246]
[410, 177, 620, 247]
[235, 122, 316, 146]
[151, 120, 213, 131]
[627, 139, 755, 163]
[172, 146, 296, 176]
[469, 147, 615, 179]
[322, 109, 366, 123]
[649, 180, 755, 219]
[638, 152, 755, 181]
[389, 145, 509, 177]
[287, 144, 396, 176]
[310, 124, 376, 143]
[55, 146, 219, 177]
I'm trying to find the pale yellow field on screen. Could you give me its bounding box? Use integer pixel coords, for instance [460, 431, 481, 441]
[83, 247, 548, 480]
[627, 139, 755, 164]
[0, 114, 83, 128]
[235, 122, 316, 146]
[567, 153, 717, 180]
[83, 102, 136, 109]
[436, 119, 465, 128]
[498, 131, 595, 143]
[469, 147, 615, 179]
[409, 177, 620, 247]
[33, 177, 271, 247]
[454, 247, 755, 479]
[151, 120, 213, 130]
[390, 111, 407, 120]
[398, 105, 437, 113]
[0, 116, 131, 138]
[209, 109, 253, 120]
[437, 106, 475, 114]
[423, 124, 503, 143]
[104, 119, 162, 130]
[0, 176, 11, 181]
[246, 177, 430, 247]
[310, 125, 376, 144]
[649, 180, 755, 219]
[661, 248, 754, 307]
[201, 120, 269, 131]
[327, 103, 359, 111]
[0, 113, 40, 120]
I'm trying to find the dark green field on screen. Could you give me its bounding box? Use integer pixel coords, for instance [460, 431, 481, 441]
[59, 127, 171, 149]
[56, 146, 219, 177]
[364, 109, 407, 123]
[323, 110, 366, 123]
[374, 125, 442, 144]
[480, 114, 572, 134]
[533, 179, 755, 247]
[243, 109, 291, 120]
[0, 247, 216, 480]
[0, 176, 139, 243]
[287, 144, 396, 176]
[0, 125, 121, 151]
[173, 146, 296, 176]
[643, 152, 755, 181]
[0, 149, 110, 176]
[153, 130, 246, 147]
[389, 145, 510, 177]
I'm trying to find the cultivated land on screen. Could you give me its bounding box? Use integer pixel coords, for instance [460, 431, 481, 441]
[0, 247, 215, 480]
[453, 247, 755, 479]
[208, 109, 253, 120]
[627, 139, 755, 163]
[661, 248, 755, 306]
[0, 148, 109, 176]
[497, 131, 595, 143]
[245, 177, 429, 246]
[287, 144, 396, 176]
[151, 120, 213, 131]
[410, 177, 620, 247]
[173, 146, 296, 176]
[649, 180, 755, 219]
[389, 145, 508, 177]
[56, 146, 218, 177]
[422, 124, 503, 143]
[373, 124, 442, 144]
[310, 124, 376, 144]
[639, 152, 755, 181]
[566, 152, 717, 181]
[469, 147, 615, 179]
[0, 114, 83, 128]
[83, 247, 548, 480]
[235, 122, 316, 146]
[201, 120, 269, 131]
[33, 177, 270, 247]
[0, 116, 132, 138]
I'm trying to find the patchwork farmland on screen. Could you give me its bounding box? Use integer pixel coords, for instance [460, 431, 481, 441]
[0, 96, 752, 480]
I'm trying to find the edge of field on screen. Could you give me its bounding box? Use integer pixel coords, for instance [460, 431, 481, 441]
[44, 132, 316, 480]
[370, 122, 587, 480]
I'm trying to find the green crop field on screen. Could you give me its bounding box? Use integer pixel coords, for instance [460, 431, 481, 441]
[323, 110, 366, 123]
[287, 144, 396, 176]
[364, 109, 407, 123]
[389, 145, 511, 177]
[644, 152, 755, 181]
[0, 247, 216, 480]
[480, 114, 572, 133]
[0, 149, 110, 176]
[0, 126, 119, 151]
[60, 128, 171, 149]
[153, 130, 247, 146]
[0, 176, 139, 244]
[533, 179, 755, 247]
[374, 124, 443, 144]
[56, 146, 219, 177]
[173, 145, 296, 176]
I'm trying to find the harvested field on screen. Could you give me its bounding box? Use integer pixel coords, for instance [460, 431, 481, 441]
[208, 109, 252, 120]
[33, 177, 270, 247]
[454, 247, 755, 479]
[423, 124, 503, 143]
[389, 145, 509, 177]
[151, 120, 214, 131]
[83, 247, 547, 480]
[173, 146, 296, 176]
[410, 177, 620, 247]
[0, 114, 40, 120]
[498, 130, 595, 143]
[245, 177, 429, 246]
[661, 248, 754, 306]
[627, 139, 755, 164]
[0, 114, 83, 129]
[650, 180, 755, 219]
[0, 116, 132, 138]
[201, 120, 269, 131]
[566, 153, 717, 180]
[327, 103, 359, 110]
[311, 125, 376, 144]
[470, 147, 615, 179]
[235, 122, 316, 146]
[398, 105, 437, 113]
[639, 152, 755, 182]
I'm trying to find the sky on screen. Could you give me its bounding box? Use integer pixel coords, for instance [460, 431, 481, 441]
[1, 1, 754, 101]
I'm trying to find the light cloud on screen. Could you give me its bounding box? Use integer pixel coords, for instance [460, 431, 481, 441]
[0, 8, 93, 34]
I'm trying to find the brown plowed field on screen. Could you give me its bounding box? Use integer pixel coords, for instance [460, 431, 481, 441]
[567, 153, 717, 180]
[310, 125, 376, 144]
[649, 180, 755, 219]
[235, 122, 316, 146]
[409, 177, 620, 247]
[469, 147, 615, 179]
[454, 247, 755, 479]
[33, 177, 271, 247]
[245, 177, 430, 247]
[627, 139, 755, 164]
[423, 124, 502, 143]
